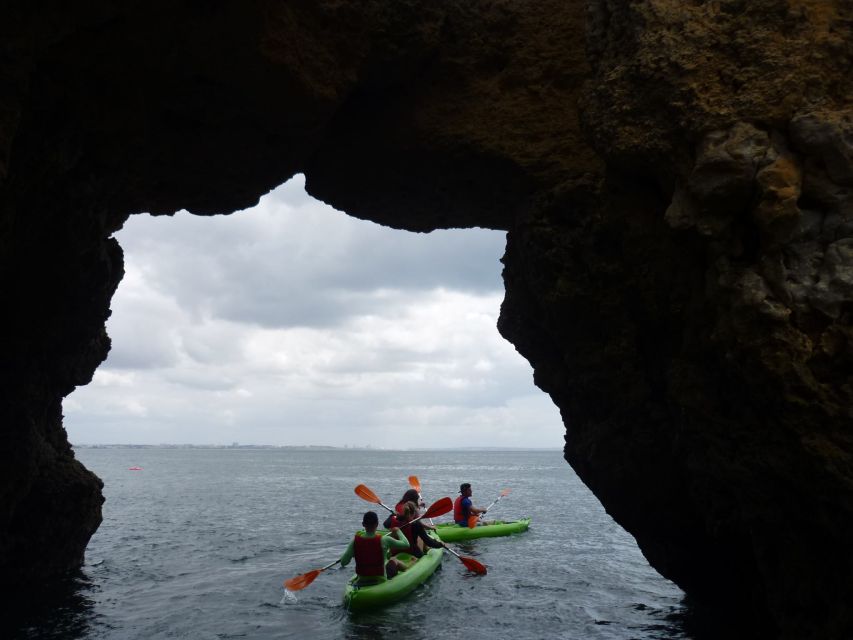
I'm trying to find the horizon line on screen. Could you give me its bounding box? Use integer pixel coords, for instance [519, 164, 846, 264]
[72, 443, 563, 451]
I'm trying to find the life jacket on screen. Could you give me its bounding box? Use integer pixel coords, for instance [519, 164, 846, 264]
[353, 532, 385, 577]
[394, 501, 407, 514]
[390, 519, 418, 556]
[453, 495, 470, 524]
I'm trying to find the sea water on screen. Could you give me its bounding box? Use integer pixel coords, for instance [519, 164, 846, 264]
[10, 448, 704, 639]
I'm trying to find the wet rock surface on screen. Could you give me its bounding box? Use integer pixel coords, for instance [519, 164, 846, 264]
[0, 1, 851, 637]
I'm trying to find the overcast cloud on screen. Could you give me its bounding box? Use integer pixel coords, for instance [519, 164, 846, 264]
[64, 175, 564, 449]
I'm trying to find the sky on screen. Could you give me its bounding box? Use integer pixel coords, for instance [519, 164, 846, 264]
[64, 175, 564, 449]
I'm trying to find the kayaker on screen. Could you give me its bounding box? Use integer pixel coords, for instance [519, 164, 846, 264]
[339, 511, 411, 584]
[389, 501, 446, 557]
[383, 489, 423, 528]
[453, 483, 487, 526]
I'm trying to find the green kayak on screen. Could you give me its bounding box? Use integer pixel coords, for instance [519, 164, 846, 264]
[343, 547, 443, 612]
[431, 518, 530, 543]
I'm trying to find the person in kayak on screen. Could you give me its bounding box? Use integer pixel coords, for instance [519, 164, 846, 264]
[388, 501, 446, 557]
[454, 483, 487, 526]
[339, 511, 411, 584]
[383, 489, 423, 529]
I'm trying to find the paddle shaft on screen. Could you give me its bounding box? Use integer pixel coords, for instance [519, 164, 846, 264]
[442, 544, 487, 575]
[479, 492, 508, 519]
[444, 546, 464, 560]
[376, 501, 395, 514]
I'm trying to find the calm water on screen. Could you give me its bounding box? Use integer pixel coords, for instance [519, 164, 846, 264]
[12, 448, 704, 639]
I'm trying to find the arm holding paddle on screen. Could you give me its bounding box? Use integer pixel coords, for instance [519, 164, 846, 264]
[285, 489, 473, 591]
[382, 528, 411, 554]
[469, 488, 511, 528]
[284, 532, 373, 592]
[337, 537, 356, 568]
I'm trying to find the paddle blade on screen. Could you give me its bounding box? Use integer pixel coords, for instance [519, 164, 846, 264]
[354, 484, 380, 504]
[408, 475, 421, 492]
[468, 514, 478, 528]
[500, 488, 511, 497]
[422, 496, 453, 519]
[459, 555, 487, 575]
[283, 569, 321, 591]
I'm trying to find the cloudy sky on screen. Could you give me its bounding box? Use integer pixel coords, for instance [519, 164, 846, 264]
[64, 175, 564, 449]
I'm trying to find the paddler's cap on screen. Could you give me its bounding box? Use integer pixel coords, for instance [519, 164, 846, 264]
[459, 483, 471, 494]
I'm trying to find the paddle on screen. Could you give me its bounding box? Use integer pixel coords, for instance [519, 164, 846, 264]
[408, 475, 434, 526]
[355, 484, 453, 523]
[283, 559, 338, 592]
[468, 488, 511, 528]
[402, 486, 481, 574]
[407, 475, 421, 493]
[408, 496, 452, 524]
[354, 484, 395, 514]
[444, 545, 487, 575]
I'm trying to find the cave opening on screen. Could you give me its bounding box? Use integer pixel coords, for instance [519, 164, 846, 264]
[44, 176, 692, 639]
[64, 174, 565, 449]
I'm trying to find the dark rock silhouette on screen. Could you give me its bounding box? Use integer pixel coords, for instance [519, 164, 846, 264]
[0, 2, 850, 637]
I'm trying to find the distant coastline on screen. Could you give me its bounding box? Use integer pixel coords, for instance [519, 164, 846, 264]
[72, 443, 561, 452]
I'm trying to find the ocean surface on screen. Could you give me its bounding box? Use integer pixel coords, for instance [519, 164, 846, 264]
[11, 448, 710, 639]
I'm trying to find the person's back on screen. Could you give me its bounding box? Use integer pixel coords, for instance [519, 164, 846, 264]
[384, 488, 422, 529]
[352, 530, 385, 580]
[339, 510, 411, 585]
[392, 501, 445, 558]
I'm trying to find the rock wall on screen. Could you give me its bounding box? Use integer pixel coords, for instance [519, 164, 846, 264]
[0, 1, 850, 637]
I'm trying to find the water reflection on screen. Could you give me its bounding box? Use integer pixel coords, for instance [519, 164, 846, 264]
[7, 570, 97, 640]
[652, 595, 769, 640]
[344, 610, 427, 640]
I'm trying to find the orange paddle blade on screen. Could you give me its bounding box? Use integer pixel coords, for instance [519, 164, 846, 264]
[354, 484, 380, 504]
[468, 514, 478, 528]
[444, 546, 487, 575]
[459, 555, 487, 575]
[283, 568, 321, 591]
[500, 488, 511, 497]
[408, 475, 421, 492]
[422, 496, 452, 519]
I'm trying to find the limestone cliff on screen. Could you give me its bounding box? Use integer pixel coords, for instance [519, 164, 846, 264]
[0, 1, 850, 637]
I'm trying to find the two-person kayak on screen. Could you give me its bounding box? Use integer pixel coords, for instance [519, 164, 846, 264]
[343, 547, 443, 612]
[343, 518, 530, 610]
